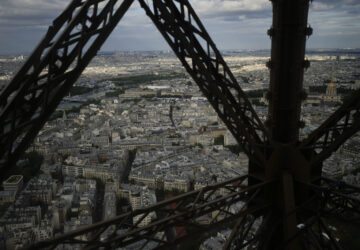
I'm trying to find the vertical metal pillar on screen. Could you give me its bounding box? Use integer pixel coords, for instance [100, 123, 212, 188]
[261, 0, 312, 249]
[267, 0, 311, 143]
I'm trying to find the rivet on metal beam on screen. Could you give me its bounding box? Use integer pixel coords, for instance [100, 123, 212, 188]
[305, 26, 313, 37]
[267, 27, 275, 37]
[302, 60, 310, 69]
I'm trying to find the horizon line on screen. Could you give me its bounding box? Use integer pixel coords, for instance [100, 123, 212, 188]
[1, 48, 360, 57]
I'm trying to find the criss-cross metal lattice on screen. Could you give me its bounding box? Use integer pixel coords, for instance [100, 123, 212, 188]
[0, 0, 359, 249]
[300, 91, 360, 165]
[0, 0, 134, 171]
[31, 175, 272, 250]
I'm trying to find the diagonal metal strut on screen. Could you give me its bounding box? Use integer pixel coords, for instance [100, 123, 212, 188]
[0, 0, 135, 170]
[138, 0, 270, 165]
[29, 175, 272, 249]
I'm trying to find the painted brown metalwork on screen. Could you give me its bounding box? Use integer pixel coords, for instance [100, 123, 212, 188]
[300, 89, 360, 166]
[138, 0, 270, 166]
[0, 0, 135, 171]
[29, 175, 271, 250]
[0, 0, 359, 249]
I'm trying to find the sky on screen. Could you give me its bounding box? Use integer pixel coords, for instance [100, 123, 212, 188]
[0, 0, 359, 55]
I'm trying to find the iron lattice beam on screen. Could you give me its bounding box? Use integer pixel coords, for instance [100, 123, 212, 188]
[222, 212, 260, 250]
[255, 178, 360, 250]
[280, 215, 342, 250]
[138, 0, 269, 166]
[29, 175, 271, 250]
[0, 0, 270, 170]
[308, 177, 360, 223]
[277, 178, 360, 250]
[1, 0, 360, 249]
[299, 89, 360, 166]
[0, 0, 270, 171]
[29, 176, 360, 250]
[260, 1, 312, 248]
[267, 0, 312, 144]
[0, 0, 135, 170]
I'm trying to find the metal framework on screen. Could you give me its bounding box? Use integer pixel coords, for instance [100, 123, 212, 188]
[308, 177, 360, 223]
[0, 0, 359, 249]
[30, 175, 271, 250]
[0, 0, 135, 172]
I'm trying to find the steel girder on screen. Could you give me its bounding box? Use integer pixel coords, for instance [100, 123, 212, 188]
[28, 176, 360, 249]
[277, 178, 360, 250]
[1, 0, 360, 175]
[299, 89, 360, 167]
[0, 0, 135, 170]
[0, 0, 360, 249]
[138, 0, 270, 166]
[307, 177, 360, 223]
[0, 0, 270, 170]
[267, 0, 311, 144]
[253, 178, 360, 250]
[222, 213, 260, 250]
[28, 175, 271, 250]
[279, 215, 342, 250]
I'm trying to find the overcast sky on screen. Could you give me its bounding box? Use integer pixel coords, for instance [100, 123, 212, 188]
[0, 0, 359, 55]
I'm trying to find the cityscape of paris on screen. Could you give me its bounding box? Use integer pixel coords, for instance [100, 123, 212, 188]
[0, 0, 360, 249]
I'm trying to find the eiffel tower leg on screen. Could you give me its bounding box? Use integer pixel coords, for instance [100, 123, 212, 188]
[267, 0, 311, 143]
[261, 0, 312, 248]
[257, 172, 300, 250]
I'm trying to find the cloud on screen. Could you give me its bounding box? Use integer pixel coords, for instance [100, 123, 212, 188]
[0, 0, 67, 21]
[190, 0, 271, 18]
[0, 0, 359, 26]
[0, 0, 359, 54]
[310, 0, 360, 11]
[311, 2, 335, 11]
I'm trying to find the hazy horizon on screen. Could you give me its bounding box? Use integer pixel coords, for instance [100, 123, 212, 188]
[1, 1, 360, 55]
[2, 47, 360, 57]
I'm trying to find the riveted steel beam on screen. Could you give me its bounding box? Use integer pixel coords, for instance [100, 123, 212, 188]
[138, 0, 270, 166]
[0, 0, 135, 171]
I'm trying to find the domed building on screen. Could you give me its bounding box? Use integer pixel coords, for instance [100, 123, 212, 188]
[322, 78, 341, 103]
